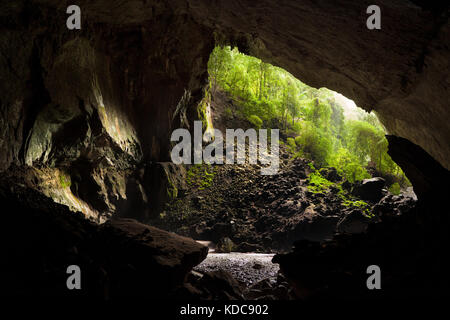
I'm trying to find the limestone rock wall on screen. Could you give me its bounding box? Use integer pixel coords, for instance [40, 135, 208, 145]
[0, 0, 448, 220]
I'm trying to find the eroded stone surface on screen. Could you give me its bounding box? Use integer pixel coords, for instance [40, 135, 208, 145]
[0, 184, 208, 297]
[0, 1, 448, 221]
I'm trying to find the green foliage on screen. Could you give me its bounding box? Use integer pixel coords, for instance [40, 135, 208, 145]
[306, 168, 372, 216]
[197, 98, 209, 131]
[224, 107, 233, 119]
[341, 198, 373, 217]
[345, 120, 384, 164]
[186, 164, 215, 190]
[59, 172, 71, 188]
[294, 135, 302, 146]
[166, 176, 178, 199]
[247, 114, 263, 129]
[389, 182, 401, 195]
[328, 148, 371, 183]
[286, 137, 296, 148]
[294, 122, 332, 167]
[217, 237, 235, 253]
[286, 137, 297, 154]
[307, 171, 334, 194]
[207, 46, 409, 187]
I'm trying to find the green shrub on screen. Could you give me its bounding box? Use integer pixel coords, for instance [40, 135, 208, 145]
[307, 171, 333, 193]
[248, 114, 263, 129]
[217, 237, 234, 253]
[166, 176, 178, 199]
[388, 182, 401, 195]
[328, 148, 370, 183]
[341, 198, 372, 217]
[294, 122, 332, 167]
[291, 122, 303, 134]
[224, 107, 233, 119]
[59, 173, 71, 188]
[186, 164, 215, 190]
[286, 137, 296, 148]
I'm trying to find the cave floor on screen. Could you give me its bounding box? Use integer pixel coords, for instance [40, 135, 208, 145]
[194, 253, 279, 287]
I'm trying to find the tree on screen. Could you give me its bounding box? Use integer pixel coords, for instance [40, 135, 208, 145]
[206, 45, 410, 189]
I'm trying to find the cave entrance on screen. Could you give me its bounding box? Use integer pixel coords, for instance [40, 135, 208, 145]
[151, 46, 418, 291]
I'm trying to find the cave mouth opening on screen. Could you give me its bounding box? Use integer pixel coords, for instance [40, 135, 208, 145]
[205, 45, 412, 194]
[0, 1, 447, 300]
[151, 46, 419, 287]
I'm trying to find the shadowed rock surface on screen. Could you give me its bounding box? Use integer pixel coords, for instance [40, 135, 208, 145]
[152, 146, 416, 251]
[0, 185, 207, 297]
[0, 1, 449, 223]
[273, 138, 449, 300]
[0, 0, 448, 300]
[352, 177, 385, 202]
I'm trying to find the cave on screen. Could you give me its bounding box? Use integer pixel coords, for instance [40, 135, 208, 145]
[0, 0, 449, 304]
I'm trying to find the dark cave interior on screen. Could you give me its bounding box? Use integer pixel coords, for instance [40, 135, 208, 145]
[0, 0, 449, 301]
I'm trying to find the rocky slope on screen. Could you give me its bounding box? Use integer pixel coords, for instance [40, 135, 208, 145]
[151, 145, 417, 252]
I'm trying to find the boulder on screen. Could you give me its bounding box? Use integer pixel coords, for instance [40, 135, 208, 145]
[372, 193, 417, 218]
[336, 209, 372, 234]
[216, 237, 235, 253]
[0, 186, 209, 298]
[210, 222, 233, 242]
[199, 270, 243, 300]
[289, 206, 340, 242]
[236, 242, 263, 253]
[352, 177, 385, 202]
[319, 167, 342, 182]
[99, 218, 209, 295]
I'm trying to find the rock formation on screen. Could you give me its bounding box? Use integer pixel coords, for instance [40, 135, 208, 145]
[0, 0, 448, 299]
[1, 1, 449, 221]
[0, 184, 208, 297]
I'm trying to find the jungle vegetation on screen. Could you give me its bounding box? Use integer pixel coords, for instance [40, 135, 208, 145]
[207, 46, 410, 191]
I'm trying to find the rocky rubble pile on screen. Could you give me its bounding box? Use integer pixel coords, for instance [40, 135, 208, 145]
[272, 195, 444, 300]
[172, 269, 296, 300]
[154, 149, 417, 252]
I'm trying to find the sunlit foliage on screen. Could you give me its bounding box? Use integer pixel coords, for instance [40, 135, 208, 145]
[208, 46, 409, 189]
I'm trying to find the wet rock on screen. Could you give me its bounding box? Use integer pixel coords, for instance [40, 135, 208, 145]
[194, 253, 279, 287]
[273, 194, 448, 300]
[187, 270, 205, 283]
[0, 186, 208, 298]
[198, 270, 243, 300]
[243, 277, 294, 300]
[250, 278, 272, 290]
[352, 177, 385, 202]
[210, 222, 233, 242]
[319, 167, 342, 182]
[252, 263, 264, 270]
[336, 209, 372, 234]
[289, 206, 339, 242]
[373, 193, 416, 218]
[236, 242, 263, 253]
[216, 237, 235, 253]
[97, 218, 209, 295]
